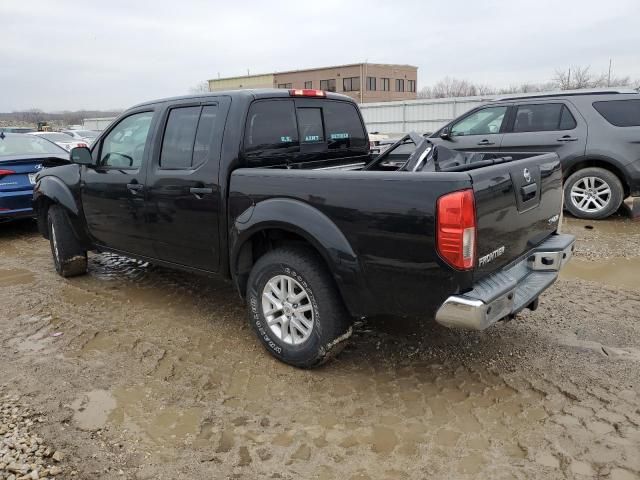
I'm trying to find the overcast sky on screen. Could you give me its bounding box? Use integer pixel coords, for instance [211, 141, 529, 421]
[2, 0, 639, 112]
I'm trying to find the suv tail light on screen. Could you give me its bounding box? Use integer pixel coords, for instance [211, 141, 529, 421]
[437, 189, 476, 270]
[0, 169, 15, 178]
[289, 89, 326, 97]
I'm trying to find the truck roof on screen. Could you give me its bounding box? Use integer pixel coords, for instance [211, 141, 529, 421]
[131, 88, 356, 110]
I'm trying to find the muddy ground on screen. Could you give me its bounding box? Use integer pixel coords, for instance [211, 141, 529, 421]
[1, 215, 639, 480]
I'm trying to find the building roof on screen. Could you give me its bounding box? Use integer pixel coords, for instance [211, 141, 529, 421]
[209, 63, 418, 83]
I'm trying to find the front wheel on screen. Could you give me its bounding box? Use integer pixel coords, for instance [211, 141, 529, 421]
[564, 167, 624, 219]
[246, 246, 352, 368]
[47, 205, 88, 277]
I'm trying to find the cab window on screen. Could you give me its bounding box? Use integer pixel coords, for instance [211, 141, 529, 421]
[451, 106, 508, 137]
[243, 100, 299, 165]
[100, 112, 154, 168]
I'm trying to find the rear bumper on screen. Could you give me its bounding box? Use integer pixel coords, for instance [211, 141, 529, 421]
[435, 233, 576, 330]
[0, 189, 34, 221]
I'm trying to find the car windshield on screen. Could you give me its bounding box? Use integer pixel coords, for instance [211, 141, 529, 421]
[0, 134, 68, 156]
[37, 133, 74, 142]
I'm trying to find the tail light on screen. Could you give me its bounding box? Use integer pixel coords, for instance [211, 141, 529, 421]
[436, 189, 476, 270]
[289, 89, 326, 97]
[0, 169, 15, 178]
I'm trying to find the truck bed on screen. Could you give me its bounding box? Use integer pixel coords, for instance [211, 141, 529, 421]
[228, 150, 563, 318]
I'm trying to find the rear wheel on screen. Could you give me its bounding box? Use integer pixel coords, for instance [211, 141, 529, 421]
[246, 246, 352, 368]
[564, 167, 623, 219]
[47, 205, 88, 277]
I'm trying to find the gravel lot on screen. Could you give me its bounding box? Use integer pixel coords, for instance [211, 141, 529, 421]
[1, 215, 639, 480]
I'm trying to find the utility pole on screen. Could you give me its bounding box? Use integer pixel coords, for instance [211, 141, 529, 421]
[608, 58, 612, 87]
[567, 68, 571, 90]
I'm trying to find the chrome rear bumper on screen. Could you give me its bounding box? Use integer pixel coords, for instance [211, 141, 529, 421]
[435, 233, 575, 330]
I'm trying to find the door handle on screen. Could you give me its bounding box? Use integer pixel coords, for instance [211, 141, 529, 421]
[126, 183, 144, 194]
[190, 187, 213, 198]
[557, 136, 578, 142]
[477, 139, 495, 146]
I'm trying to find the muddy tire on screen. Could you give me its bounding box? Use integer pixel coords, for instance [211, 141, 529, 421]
[564, 167, 623, 220]
[47, 205, 88, 278]
[246, 246, 352, 368]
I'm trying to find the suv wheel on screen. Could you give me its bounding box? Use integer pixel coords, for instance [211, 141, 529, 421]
[47, 205, 88, 277]
[246, 246, 352, 368]
[564, 167, 623, 219]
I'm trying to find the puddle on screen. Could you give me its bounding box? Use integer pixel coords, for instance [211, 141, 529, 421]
[560, 257, 640, 290]
[563, 216, 640, 235]
[71, 387, 204, 446]
[0, 268, 35, 287]
[555, 333, 640, 362]
[71, 390, 117, 431]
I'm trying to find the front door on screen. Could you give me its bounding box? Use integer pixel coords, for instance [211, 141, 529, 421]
[145, 98, 229, 271]
[434, 105, 510, 152]
[81, 110, 157, 257]
[499, 101, 587, 162]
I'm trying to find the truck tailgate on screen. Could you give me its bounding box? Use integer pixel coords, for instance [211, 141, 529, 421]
[468, 152, 563, 281]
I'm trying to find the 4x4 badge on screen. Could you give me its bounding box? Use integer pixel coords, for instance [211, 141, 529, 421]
[523, 168, 532, 183]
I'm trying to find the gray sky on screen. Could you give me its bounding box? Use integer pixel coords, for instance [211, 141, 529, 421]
[2, 0, 639, 112]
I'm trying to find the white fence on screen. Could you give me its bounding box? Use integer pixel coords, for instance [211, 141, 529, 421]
[359, 95, 496, 135]
[83, 117, 117, 131]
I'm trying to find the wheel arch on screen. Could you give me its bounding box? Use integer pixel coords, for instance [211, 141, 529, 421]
[33, 177, 91, 247]
[230, 198, 367, 317]
[563, 157, 630, 197]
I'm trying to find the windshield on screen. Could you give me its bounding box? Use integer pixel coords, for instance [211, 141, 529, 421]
[37, 133, 74, 142]
[0, 134, 68, 156]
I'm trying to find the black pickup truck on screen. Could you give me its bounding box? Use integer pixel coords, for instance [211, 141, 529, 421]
[34, 88, 575, 368]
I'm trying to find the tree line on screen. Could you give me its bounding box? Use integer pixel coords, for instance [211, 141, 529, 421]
[417, 66, 640, 99]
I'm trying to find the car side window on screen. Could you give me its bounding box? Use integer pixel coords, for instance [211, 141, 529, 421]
[100, 112, 154, 169]
[158, 105, 219, 170]
[451, 106, 508, 137]
[513, 103, 576, 132]
[593, 99, 640, 127]
[160, 107, 200, 169]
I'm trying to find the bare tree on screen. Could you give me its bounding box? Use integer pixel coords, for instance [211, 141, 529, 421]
[430, 77, 479, 98]
[552, 66, 606, 90]
[189, 81, 210, 94]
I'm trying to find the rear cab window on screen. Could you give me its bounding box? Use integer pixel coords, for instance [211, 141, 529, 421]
[242, 98, 367, 167]
[593, 99, 640, 127]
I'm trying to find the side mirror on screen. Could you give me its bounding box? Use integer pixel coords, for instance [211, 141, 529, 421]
[70, 146, 95, 166]
[440, 127, 451, 140]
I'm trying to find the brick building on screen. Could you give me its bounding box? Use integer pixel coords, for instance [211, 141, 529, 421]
[208, 63, 418, 103]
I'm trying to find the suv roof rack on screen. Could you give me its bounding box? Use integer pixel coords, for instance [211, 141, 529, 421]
[493, 87, 638, 102]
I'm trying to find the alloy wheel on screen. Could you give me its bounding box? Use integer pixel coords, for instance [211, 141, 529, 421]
[261, 274, 314, 345]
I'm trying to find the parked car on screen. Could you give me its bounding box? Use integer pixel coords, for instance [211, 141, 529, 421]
[62, 129, 99, 144]
[27, 132, 88, 151]
[429, 88, 640, 219]
[33, 88, 575, 368]
[0, 133, 69, 221]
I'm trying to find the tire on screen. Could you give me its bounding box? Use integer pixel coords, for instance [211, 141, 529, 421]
[246, 246, 353, 368]
[564, 167, 624, 220]
[47, 205, 88, 278]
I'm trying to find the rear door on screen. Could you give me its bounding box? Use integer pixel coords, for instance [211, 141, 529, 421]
[434, 105, 510, 152]
[499, 101, 587, 162]
[145, 97, 230, 271]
